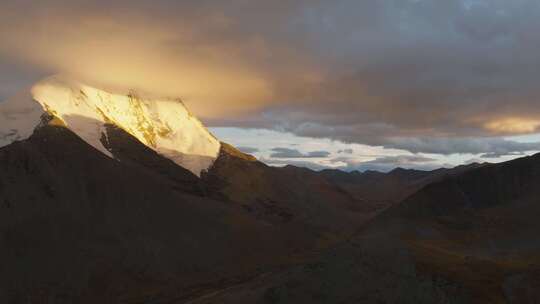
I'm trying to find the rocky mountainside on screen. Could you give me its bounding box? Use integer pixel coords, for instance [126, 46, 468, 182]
[0, 122, 303, 303]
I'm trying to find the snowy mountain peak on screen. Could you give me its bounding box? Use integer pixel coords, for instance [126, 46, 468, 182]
[0, 76, 221, 176]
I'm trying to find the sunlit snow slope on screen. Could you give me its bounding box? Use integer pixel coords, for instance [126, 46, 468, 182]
[0, 76, 221, 176]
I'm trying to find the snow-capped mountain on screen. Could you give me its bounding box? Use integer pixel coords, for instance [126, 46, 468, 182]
[0, 76, 220, 176]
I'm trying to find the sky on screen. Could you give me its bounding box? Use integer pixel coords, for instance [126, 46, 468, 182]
[1, 0, 540, 172]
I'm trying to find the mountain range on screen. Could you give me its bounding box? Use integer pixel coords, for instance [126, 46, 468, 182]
[0, 77, 538, 303]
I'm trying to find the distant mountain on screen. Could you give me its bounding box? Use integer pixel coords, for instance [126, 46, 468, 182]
[319, 163, 483, 211]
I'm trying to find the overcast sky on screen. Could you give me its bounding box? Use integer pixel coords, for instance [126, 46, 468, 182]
[2, 0, 540, 171]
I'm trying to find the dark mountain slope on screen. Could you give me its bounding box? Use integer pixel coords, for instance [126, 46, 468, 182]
[390, 153, 540, 218]
[189, 153, 540, 304]
[102, 123, 205, 195]
[369, 153, 540, 303]
[203, 145, 373, 245]
[0, 123, 312, 303]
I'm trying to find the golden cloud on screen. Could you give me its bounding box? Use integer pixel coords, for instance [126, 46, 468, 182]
[484, 117, 540, 134]
[0, 12, 279, 119]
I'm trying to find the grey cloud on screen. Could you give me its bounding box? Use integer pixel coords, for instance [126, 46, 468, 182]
[0, 59, 50, 101]
[479, 151, 525, 159]
[386, 138, 540, 156]
[204, 0, 540, 155]
[237, 146, 259, 154]
[306, 151, 331, 158]
[269, 119, 540, 156]
[270, 147, 331, 159]
[270, 148, 304, 158]
[338, 148, 354, 154]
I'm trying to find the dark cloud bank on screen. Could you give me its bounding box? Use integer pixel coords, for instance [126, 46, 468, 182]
[237, 146, 260, 154]
[270, 148, 331, 159]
